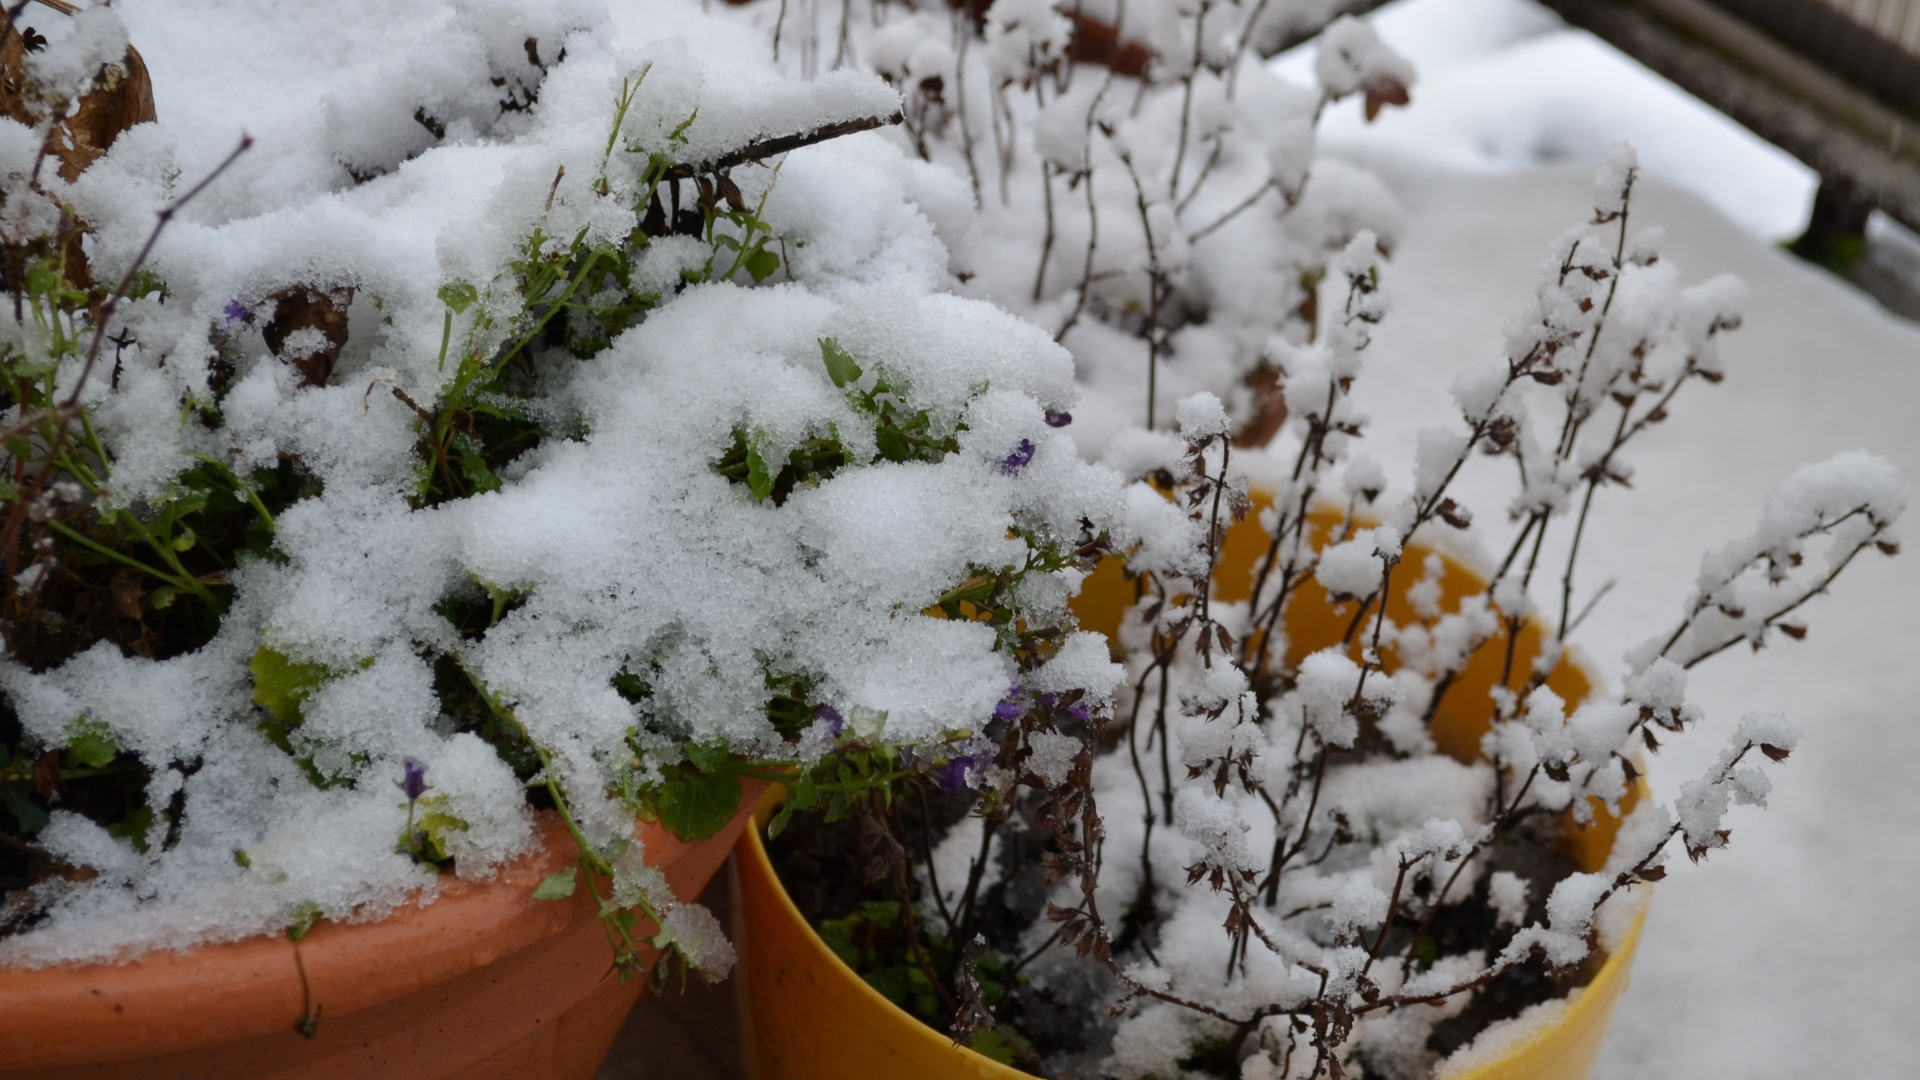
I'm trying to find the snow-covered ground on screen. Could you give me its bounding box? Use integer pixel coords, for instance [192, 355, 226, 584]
[1298, 3, 1920, 1074]
[108, 0, 1920, 1073]
[1273, 0, 1819, 240]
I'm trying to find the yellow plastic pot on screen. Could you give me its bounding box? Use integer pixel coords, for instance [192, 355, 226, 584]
[734, 506, 1648, 1080]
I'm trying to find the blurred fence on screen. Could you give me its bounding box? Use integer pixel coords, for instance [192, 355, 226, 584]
[1536, 0, 1920, 233]
[1720, 0, 1920, 114]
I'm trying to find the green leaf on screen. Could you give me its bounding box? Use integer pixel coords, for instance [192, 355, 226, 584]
[745, 434, 775, 502]
[107, 805, 154, 853]
[286, 901, 324, 941]
[743, 248, 780, 284]
[817, 919, 860, 969]
[766, 802, 795, 839]
[1, 782, 48, 836]
[611, 667, 653, 703]
[532, 867, 578, 901]
[655, 769, 742, 842]
[669, 108, 699, 144]
[968, 1027, 1035, 1066]
[819, 338, 862, 389]
[414, 797, 470, 862]
[684, 738, 731, 775]
[438, 281, 479, 314]
[249, 646, 333, 726]
[63, 717, 119, 769]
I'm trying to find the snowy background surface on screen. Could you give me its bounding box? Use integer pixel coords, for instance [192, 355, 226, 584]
[115, 0, 1918, 1074]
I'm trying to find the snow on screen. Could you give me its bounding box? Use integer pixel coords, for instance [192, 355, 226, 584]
[1, 0, 1125, 967]
[6, 0, 1916, 1070]
[1270, 0, 1818, 240]
[1336, 133, 1920, 1080]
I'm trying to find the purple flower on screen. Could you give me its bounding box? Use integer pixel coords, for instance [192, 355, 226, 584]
[1044, 409, 1073, 428]
[993, 700, 1023, 722]
[932, 758, 970, 791]
[1000, 439, 1036, 475]
[1037, 693, 1058, 710]
[1065, 701, 1092, 724]
[219, 300, 248, 333]
[932, 746, 996, 792]
[813, 704, 845, 739]
[398, 759, 428, 802]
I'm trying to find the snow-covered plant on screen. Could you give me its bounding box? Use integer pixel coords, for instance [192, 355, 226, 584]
[788, 149, 1906, 1078]
[0, 4, 1127, 991]
[782, 0, 1415, 456]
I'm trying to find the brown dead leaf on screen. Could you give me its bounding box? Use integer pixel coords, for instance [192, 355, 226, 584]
[1234, 361, 1288, 448]
[109, 568, 144, 620]
[0, 7, 158, 294]
[1064, 13, 1154, 79]
[0, 13, 157, 183]
[1362, 77, 1411, 123]
[262, 285, 355, 388]
[32, 750, 61, 800]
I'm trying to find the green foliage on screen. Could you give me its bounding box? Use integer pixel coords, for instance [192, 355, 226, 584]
[285, 901, 324, 941]
[656, 768, 743, 842]
[533, 867, 578, 900]
[711, 338, 967, 505]
[107, 804, 154, 852]
[1, 781, 48, 837]
[764, 672, 817, 740]
[647, 740, 745, 842]
[714, 429, 850, 506]
[438, 281, 479, 314]
[248, 646, 337, 726]
[819, 337, 862, 388]
[395, 793, 469, 866]
[405, 112, 792, 510]
[817, 900, 1029, 1058]
[766, 741, 914, 839]
[611, 664, 654, 704]
[63, 717, 119, 769]
[966, 1026, 1034, 1067]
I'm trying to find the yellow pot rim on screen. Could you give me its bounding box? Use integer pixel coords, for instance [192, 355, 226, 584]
[740, 784, 1648, 1080]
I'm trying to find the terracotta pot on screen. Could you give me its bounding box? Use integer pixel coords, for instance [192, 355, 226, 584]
[734, 507, 1647, 1080]
[0, 778, 767, 1080]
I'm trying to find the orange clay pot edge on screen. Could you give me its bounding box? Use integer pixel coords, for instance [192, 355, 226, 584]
[0, 778, 767, 1068]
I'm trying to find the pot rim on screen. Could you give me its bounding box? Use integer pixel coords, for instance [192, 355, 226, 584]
[0, 809, 694, 1068]
[739, 785, 1649, 1080]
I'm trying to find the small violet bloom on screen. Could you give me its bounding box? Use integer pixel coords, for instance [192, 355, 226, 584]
[398, 759, 428, 802]
[1037, 692, 1058, 710]
[932, 758, 970, 791]
[1065, 701, 1093, 724]
[813, 704, 846, 739]
[993, 700, 1024, 722]
[1044, 409, 1073, 428]
[1000, 439, 1035, 475]
[219, 300, 248, 334]
[933, 747, 996, 792]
